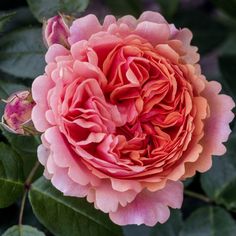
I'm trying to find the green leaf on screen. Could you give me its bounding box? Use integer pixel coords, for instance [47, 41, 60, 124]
[0, 204, 19, 234]
[219, 55, 236, 97]
[200, 132, 236, 210]
[150, 210, 183, 236]
[27, 0, 89, 22]
[103, 0, 142, 17]
[0, 78, 27, 98]
[1, 129, 41, 180]
[2, 8, 38, 34]
[218, 34, 236, 97]
[0, 28, 46, 79]
[183, 177, 194, 188]
[174, 10, 228, 54]
[156, 0, 179, 19]
[29, 177, 123, 236]
[0, 12, 15, 31]
[123, 226, 150, 236]
[0, 143, 24, 208]
[179, 206, 236, 236]
[2, 225, 45, 236]
[211, 0, 236, 19]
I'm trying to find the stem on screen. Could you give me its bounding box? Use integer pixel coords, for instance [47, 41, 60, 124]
[184, 190, 212, 203]
[18, 191, 27, 226]
[18, 161, 40, 226]
[25, 161, 40, 188]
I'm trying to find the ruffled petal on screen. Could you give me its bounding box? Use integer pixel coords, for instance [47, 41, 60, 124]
[45, 44, 69, 63]
[109, 181, 183, 226]
[69, 14, 102, 45]
[135, 21, 170, 45]
[183, 81, 235, 178]
[138, 11, 167, 24]
[32, 75, 54, 132]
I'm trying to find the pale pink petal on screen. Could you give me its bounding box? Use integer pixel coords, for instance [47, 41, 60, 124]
[69, 14, 102, 45]
[169, 24, 178, 36]
[109, 181, 183, 226]
[32, 106, 50, 132]
[32, 75, 53, 103]
[138, 11, 167, 24]
[94, 181, 138, 213]
[37, 144, 49, 166]
[201, 81, 235, 154]
[135, 21, 170, 45]
[32, 75, 54, 132]
[117, 15, 137, 29]
[45, 44, 69, 63]
[103, 15, 116, 30]
[51, 167, 89, 197]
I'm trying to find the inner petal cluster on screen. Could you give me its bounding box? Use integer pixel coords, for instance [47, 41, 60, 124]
[51, 36, 204, 182]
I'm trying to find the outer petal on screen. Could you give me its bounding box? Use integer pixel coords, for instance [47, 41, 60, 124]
[109, 181, 183, 226]
[45, 44, 69, 63]
[183, 81, 235, 177]
[69, 14, 102, 45]
[135, 21, 170, 45]
[103, 15, 116, 30]
[138, 11, 167, 24]
[94, 181, 138, 213]
[171, 28, 199, 64]
[32, 75, 54, 132]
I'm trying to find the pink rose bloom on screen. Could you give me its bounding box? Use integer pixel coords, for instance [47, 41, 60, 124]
[32, 12, 235, 226]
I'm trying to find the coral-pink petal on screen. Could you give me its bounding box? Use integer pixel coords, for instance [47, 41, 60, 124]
[111, 178, 142, 193]
[155, 44, 179, 63]
[69, 14, 102, 45]
[135, 21, 170, 45]
[45, 44, 69, 63]
[109, 181, 183, 226]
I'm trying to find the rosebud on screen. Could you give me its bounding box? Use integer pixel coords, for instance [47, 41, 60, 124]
[43, 14, 73, 48]
[1, 91, 36, 135]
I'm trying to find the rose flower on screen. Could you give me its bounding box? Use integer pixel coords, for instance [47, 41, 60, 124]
[32, 12, 235, 226]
